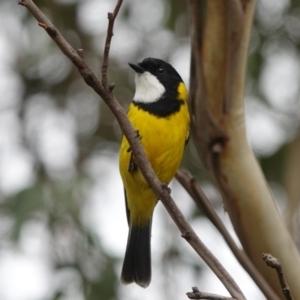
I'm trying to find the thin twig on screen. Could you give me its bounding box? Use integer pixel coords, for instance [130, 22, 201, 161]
[101, 0, 123, 89]
[176, 171, 280, 300]
[262, 253, 294, 300]
[187, 286, 234, 299]
[19, 1, 245, 299]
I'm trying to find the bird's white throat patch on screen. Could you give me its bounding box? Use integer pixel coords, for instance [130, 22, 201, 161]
[133, 71, 165, 103]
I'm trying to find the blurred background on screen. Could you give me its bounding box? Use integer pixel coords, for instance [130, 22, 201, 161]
[0, 0, 299, 299]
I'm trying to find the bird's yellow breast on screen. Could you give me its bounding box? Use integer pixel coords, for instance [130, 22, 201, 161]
[119, 97, 189, 226]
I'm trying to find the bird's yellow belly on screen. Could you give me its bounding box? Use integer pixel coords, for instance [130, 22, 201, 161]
[119, 103, 189, 226]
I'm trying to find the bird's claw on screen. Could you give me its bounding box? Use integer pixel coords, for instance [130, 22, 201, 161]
[161, 184, 171, 194]
[127, 130, 142, 152]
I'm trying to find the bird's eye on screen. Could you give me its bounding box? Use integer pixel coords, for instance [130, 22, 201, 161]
[157, 67, 165, 74]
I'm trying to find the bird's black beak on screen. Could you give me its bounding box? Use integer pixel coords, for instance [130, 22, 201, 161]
[128, 63, 144, 74]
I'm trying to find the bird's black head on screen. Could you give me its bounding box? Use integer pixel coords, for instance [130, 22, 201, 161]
[128, 58, 187, 117]
[129, 57, 183, 93]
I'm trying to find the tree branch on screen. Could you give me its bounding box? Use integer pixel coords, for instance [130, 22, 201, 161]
[187, 286, 234, 299]
[176, 171, 280, 300]
[19, 1, 245, 299]
[262, 253, 294, 300]
[101, 0, 123, 89]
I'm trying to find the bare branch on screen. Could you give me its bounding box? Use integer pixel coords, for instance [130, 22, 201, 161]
[187, 286, 234, 299]
[101, 0, 123, 89]
[176, 171, 280, 300]
[19, 1, 245, 299]
[263, 253, 294, 300]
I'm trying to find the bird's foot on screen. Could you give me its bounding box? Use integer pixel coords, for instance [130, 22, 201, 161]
[161, 184, 171, 194]
[127, 130, 142, 152]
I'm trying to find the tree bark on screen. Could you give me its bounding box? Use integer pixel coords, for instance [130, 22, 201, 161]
[284, 131, 300, 249]
[187, 1, 300, 298]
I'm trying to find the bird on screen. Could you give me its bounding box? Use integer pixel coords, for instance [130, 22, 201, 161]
[119, 57, 190, 288]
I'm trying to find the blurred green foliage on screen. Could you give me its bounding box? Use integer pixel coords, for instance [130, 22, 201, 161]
[1, 0, 300, 299]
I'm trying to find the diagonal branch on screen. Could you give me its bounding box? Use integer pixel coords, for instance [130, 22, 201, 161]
[176, 171, 280, 300]
[18, 1, 245, 299]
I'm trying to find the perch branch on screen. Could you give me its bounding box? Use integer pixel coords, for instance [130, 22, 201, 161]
[19, 1, 245, 299]
[262, 253, 294, 300]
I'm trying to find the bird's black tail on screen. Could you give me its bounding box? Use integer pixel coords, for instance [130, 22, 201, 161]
[121, 221, 152, 288]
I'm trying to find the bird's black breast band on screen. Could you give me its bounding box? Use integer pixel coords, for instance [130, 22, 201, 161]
[133, 92, 185, 117]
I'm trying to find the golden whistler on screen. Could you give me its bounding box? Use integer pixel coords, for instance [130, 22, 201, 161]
[119, 58, 190, 288]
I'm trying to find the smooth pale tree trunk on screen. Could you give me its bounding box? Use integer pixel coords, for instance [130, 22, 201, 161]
[285, 131, 300, 248]
[187, 1, 300, 298]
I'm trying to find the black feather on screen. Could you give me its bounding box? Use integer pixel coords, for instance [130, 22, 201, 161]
[121, 221, 152, 288]
[124, 189, 130, 226]
[133, 96, 184, 117]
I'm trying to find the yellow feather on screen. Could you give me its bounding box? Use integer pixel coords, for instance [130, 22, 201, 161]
[119, 83, 190, 227]
[177, 82, 188, 103]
